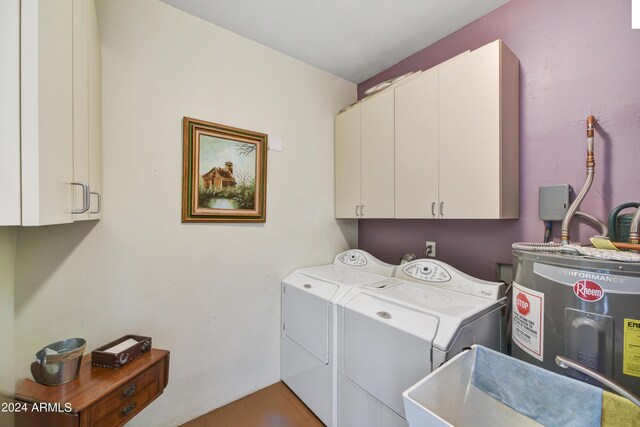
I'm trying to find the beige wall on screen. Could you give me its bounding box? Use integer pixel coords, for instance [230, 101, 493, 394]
[13, 0, 356, 425]
[0, 228, 15, 393]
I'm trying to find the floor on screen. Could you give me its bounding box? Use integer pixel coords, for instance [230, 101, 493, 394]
[181, 382, 325, 427]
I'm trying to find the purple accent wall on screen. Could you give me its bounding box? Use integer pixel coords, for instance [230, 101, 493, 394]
[357, 0, 640, 280]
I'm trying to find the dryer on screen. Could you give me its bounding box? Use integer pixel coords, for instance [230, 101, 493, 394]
[337, 259, 506, 427]
[281, 250, 397, 427]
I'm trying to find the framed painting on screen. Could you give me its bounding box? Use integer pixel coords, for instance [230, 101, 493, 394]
[182, 117, 267, 222]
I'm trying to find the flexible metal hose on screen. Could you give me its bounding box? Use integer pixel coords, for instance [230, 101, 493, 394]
[511, 242, 583, 255]
[574, 211, 609, 237]
[561, 116, 597, 244]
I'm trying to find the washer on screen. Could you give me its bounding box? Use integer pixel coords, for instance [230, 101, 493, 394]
[337, 259, 507, 427]
[281, 250, 397, 427]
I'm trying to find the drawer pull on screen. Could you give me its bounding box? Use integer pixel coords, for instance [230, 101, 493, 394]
[123, 384, 136, 397]
[122, 403, 136, 416]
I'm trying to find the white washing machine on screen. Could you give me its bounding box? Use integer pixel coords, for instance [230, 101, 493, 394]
[337, 259, 507, 427]
[281, 250, 397, 427]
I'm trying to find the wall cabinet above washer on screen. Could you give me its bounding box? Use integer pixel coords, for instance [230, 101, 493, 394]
[335, 39, 519, 220]
[335, 90, 395, 219]
[0, 0, 102, 226]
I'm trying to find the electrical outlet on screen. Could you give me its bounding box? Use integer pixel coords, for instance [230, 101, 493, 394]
[425, 241, 436, 258]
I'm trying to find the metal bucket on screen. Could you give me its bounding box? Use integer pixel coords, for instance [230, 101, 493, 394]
[30, 338, 86, 386]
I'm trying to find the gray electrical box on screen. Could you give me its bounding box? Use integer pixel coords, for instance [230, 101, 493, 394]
[539, 184, 571, 221]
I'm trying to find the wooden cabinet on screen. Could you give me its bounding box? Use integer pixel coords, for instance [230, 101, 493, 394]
[15, 349, 170, 427]
[335, 90, 395, 218]
[0, 0, 102, 226]
[337, 39, 519, 220]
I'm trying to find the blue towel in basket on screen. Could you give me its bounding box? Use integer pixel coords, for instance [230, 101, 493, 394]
[471, 346, 602, 427]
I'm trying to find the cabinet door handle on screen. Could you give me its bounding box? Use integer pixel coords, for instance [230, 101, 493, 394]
[440, 202, 444, 217]
[355, 205, 360, 217]
[123, 384, 136, 397]
[431, 202, 436, 217]
[90, 191, 101, 214]
[122, 403, 136, 416]
[71, 182, 91, 214]
[360, 205, 364, 217]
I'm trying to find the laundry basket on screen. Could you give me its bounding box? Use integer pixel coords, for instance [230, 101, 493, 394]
[402, 345, 604, 427]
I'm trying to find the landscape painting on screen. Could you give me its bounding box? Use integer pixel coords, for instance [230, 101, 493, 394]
[182, 117, 267, 222]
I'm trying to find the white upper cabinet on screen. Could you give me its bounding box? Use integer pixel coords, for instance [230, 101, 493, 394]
[87, 0, 103, 220]
[21, 0, 75, 225]
[335, 89, 395, 219]
[1, 0, 102, 226]
[335, 104, 361, 219]
[0, 0, 21, 225]
[73, 0, 103, 221]
[360, 90, 395, 218]
[335, 39, 519, 220]
[394, 67, 439, 218]
[438, 40, 519, 219]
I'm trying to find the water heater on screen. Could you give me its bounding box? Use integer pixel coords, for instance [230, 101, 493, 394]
[511, 249, 640, 395]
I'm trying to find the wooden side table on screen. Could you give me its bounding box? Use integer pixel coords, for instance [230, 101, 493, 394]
[14, 348, 170, 427]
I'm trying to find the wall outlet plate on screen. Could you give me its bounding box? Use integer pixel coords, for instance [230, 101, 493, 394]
[425, 241, 436, 258]
[539, 184, 571, 221]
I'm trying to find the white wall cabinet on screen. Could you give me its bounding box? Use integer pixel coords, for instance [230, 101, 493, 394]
[335, 90, 395, 219]
[394, 67, 439, 218]
[0, 0, 21, 225]
[337, 39, 519, 220]
[73, 0, 103, 221]
[335, 105, 361, 218]
[0, 0, 101, 226]
[437, 40, 519, 219]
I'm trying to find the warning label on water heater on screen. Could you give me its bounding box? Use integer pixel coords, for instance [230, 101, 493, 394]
[624, 318, 640, 378]
[512, 282, 544, 361]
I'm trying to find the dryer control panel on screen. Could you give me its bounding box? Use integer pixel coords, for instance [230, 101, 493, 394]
[334, 250, 397, 277]
[337, 250, 368, 267]
[395, 259, 505, 300]
[401, 261, 451, 282]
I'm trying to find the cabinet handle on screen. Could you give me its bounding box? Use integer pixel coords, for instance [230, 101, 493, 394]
[360, 205, 364, 217]
[440, 202, 444, 217]
[90, 191, 101, 214]
[431, 202, 436, 217]
[355, 205, 360, 217]
[123, 384, 136, 397]
[71, 182, 91, 214]
[122, 403, 136, 416]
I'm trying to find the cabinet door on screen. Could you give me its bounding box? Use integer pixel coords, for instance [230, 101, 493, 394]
[395, 68, 439, 218]
[360, 90, 394, 218]
[73, 0, 102, 221]
[87, 0, 102, 220]
[439, 41, 501, 219]
[73, 0, 90, 220]
[0, 0, 21, 225]
[21, 0, 74, 225]
[335, 105, 361, 218]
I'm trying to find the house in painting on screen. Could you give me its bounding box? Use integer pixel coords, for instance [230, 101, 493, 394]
[202, 161, 236, 189]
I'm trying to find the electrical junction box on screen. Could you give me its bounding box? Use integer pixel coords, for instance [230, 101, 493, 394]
[539, 184, 571, 221]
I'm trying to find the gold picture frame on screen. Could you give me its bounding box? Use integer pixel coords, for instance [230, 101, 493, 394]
[182, 117, 267, 222]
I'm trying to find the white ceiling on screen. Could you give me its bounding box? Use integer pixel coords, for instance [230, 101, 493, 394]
[159, 0, 511, 83]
